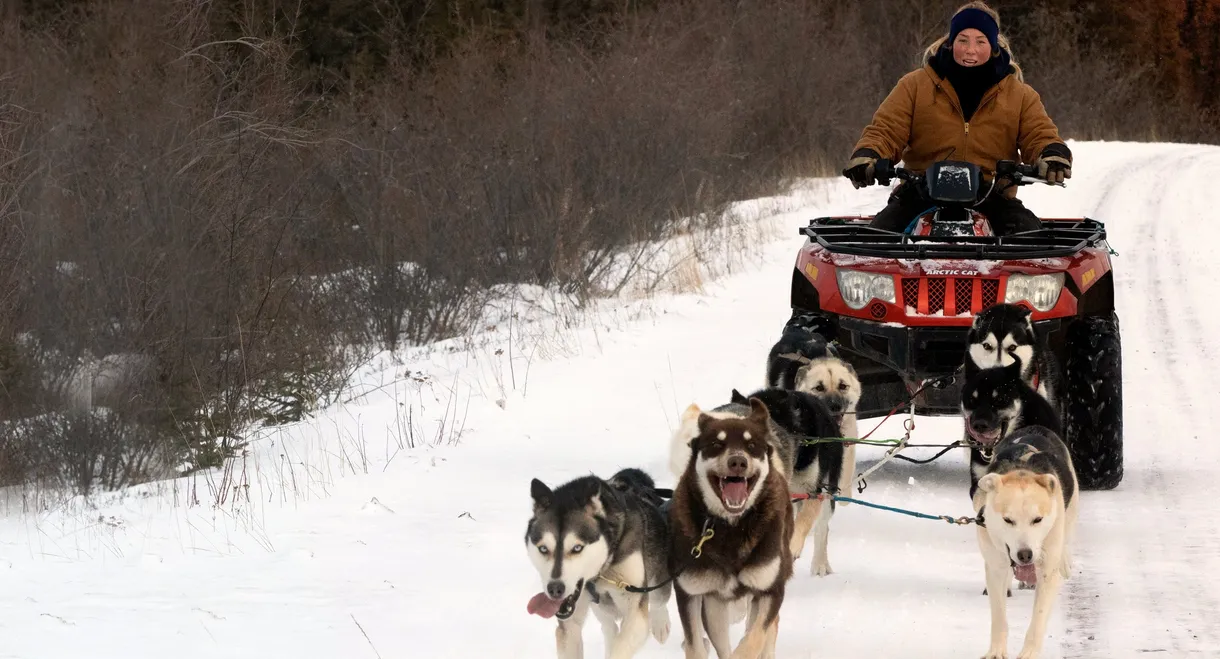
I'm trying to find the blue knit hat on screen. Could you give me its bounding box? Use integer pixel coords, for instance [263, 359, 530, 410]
[949, 7, 1000, 52]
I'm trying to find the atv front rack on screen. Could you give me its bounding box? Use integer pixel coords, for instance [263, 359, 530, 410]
[800, 218, 1109, 259]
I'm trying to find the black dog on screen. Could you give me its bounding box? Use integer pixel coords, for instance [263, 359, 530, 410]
[960, 360, 1062, 500]
[766, 312, 838, 390]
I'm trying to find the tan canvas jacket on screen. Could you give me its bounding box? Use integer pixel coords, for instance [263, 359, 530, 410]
[854, 61, 1067, 197]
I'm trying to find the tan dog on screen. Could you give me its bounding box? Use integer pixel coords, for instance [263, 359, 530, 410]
[795, 356, 862, 510]
[973, 426, 1079, 659]
[785, 356, 863, 576]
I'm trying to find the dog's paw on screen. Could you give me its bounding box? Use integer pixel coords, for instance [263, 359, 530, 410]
[982, 649, 1008, 659]
[650, 611, 670, 644]
[812, 557, 833, 577]
[1016, 649, 1041, 659]
[1017, 580, 1036, 591]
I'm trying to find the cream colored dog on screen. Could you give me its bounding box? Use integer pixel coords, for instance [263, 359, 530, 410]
[973, 426, 1079, 659]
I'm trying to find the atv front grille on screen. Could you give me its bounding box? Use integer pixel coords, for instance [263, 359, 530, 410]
[900, 277, 1000, 316]
[981, 278, 999, 304]
[953, 279, 972, 312]
[928, 278, 946, 311]
[902, 279, 919, 307]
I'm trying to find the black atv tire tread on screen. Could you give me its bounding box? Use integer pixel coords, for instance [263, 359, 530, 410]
[1062, 312, 1124, 490]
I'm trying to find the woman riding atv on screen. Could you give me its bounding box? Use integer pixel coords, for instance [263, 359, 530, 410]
[843, 2, 1072, 235]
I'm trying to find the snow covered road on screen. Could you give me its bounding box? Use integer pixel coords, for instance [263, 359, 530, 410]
[1051, 143, 1220, 657]
[0, 141, 1215, 658]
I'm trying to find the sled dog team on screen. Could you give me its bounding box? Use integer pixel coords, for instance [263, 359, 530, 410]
[525, 304, 1079, 659]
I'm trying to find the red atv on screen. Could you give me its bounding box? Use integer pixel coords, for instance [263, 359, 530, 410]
[789, 158, 1123, 490]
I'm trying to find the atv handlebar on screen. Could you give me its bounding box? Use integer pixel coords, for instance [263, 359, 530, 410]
[874, 158, 1051, 187]
[872, 159, 914, 185]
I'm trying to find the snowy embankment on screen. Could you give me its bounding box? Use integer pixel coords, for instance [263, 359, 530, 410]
[0, 141, 1217, 659]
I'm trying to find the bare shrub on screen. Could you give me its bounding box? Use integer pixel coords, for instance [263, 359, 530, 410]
[0, 0, 1215, 498]
[317, 0, 854, 322]
[0, 2, 360, 482]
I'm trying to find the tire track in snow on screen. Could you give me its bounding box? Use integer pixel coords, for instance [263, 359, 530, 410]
[1146, 152, 1220, 408]
[1156, 154, 1220, 379]
[1061, 148, 1220, 657]
[1133, 151, 1220, 653]
[1058, 151, 1179, 657]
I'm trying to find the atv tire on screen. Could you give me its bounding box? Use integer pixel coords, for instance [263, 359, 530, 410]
[1062, 312, 1124, 490]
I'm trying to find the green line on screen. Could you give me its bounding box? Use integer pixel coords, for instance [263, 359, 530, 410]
[798, 436, 904, 446]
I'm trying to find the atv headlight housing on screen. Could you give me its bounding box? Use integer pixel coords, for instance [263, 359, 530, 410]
[1004, 273, 1064, 312]
[836, 269, 896, 310]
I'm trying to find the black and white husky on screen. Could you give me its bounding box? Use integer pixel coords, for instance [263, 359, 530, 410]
[973, 426, 1079, 659]
[525, 468, 672, 659]
[965, 303, 1060, 411]
[960, 360, 1063, 500]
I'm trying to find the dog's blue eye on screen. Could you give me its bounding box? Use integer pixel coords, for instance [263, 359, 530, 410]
[1003, 517, 1015, 525]
[571, 544, 583, 554]
[538, 546, 550, 554]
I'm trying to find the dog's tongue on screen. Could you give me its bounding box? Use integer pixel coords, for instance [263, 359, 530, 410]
[527, 592, 563, 619]
[1013, 564, 1037, 585]
[968, 425, 1000, 446]
[722, 479, 749, 507]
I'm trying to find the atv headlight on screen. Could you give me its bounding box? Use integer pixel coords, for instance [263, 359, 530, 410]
[836, 269, 896, 310]
[1004, 273, 1064, 312]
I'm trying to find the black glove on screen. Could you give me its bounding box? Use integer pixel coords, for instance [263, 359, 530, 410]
[843, 150, 879, 189]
